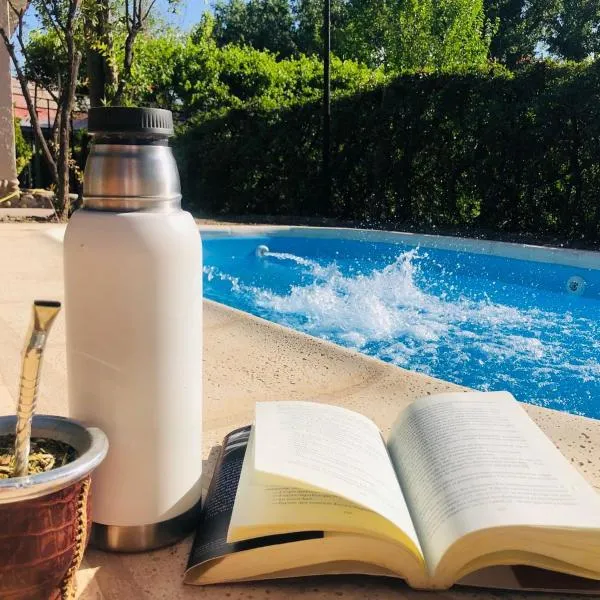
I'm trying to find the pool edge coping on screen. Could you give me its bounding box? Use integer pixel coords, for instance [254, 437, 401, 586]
[198, 224, 600, 271]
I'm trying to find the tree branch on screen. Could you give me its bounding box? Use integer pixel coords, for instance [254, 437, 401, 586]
[9, 2, 44, 89]
[66, 0, 81, 26]
[141, 0, 158, 25]
[0, 7, 58, 182]
[51, 84, 66, 148]
[133, 0, 140, 26]
[113, 0, 145, 105]
[36, 0, 68, 49]
[55, 0, 83, 218]
[8, 2, 63, 103]
[43, 85, 60, 105]
[112, 0, 159, 105]
[112, 28, 137, 104]
[125, 0, 132, 29]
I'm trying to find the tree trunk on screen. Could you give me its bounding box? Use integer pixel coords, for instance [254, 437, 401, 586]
[87, 48, 106, 107]
[56, 129, 70, 220]
[112, 26, 138, 105]
[85, 0, 116, 107]
[57, 35, 82, 219]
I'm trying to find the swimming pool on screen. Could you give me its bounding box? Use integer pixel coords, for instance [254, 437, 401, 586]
[201, 228, 600, 419]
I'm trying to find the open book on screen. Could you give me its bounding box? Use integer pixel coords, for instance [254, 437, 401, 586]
[185, 392, 600, 593]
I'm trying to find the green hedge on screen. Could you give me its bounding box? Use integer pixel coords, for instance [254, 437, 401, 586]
[14, 117, 33, 177]
[175, 61, 600, 242]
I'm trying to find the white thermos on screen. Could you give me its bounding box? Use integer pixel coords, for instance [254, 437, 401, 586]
[64, 107, 203, 551]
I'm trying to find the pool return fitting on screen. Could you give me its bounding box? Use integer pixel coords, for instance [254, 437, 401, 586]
[566, 276, 586, 296]
[256, 245, 270, 257]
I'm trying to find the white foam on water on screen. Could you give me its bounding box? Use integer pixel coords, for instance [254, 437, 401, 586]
[254, 250, 559, 349]
[203, 265, 243, 293]
[263, 251, 339, 280]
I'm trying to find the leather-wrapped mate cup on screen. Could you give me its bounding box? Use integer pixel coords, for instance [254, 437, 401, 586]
[0, 477, 91, 600]
[0, 416, 108, 600]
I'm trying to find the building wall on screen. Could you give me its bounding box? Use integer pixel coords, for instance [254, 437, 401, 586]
[0, 0, 18, 199]
[13, 77, 59, 128]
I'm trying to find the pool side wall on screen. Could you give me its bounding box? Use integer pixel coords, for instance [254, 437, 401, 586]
[198, 225, 600, 271]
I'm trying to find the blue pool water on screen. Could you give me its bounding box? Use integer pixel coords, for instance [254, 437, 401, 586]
[202, 234, 600, 419]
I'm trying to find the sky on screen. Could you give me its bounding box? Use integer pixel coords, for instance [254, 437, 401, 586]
[21, 0, 208, 37]
[156, 0, 208, 31]
[11, 0, 207, 66]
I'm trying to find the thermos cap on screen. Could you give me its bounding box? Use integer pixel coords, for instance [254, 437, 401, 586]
[83, 106, 180, 211]
[88, 107, 174, 137]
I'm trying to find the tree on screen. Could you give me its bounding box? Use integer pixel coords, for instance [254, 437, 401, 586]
[484, 0, 559, 68]
[213, 0, 492, 71]
[214, 0, 297, 57]
[484, 0, 599, 66]
[84, 0, 181, 107]
[23, 29, 70, 90]
[1, 0, 175, 219]
[0, 0, 83, 218]
[292, 0, 350, 58]
[341, 0, 491, 71]
[545, 0, 600, 61]
[24, 2, 180, 107]
[84, 0, 115, 106]
[123, 29, 187, 110]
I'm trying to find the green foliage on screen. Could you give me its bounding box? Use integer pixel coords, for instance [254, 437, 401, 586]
[162, 23, 385, 118]
[175, 61, 600, 244]
[292, 0, 350, 57]
[484, 0, 556, 68]
[23, 30, 68, 90]
[208, 0, 600, 67]
[22, 28, 89, 95]
[214, 0, 297, 57]
[212, 0, 491, 71]
[485, 0, 600, 65]
[81, 0, 183, 106]
[120, 30, 186, 109]
[13, 118, 32, 177]
[385, 0, 492, 71]
[545, 0, 600, 61]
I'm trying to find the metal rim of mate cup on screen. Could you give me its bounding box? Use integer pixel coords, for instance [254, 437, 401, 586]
[0, 415, 108, 504]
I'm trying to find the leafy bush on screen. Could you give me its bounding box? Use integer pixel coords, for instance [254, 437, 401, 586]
[14, 118, 32, 177]
[175, 60, 600, 243]
[166, 23, 385, 118]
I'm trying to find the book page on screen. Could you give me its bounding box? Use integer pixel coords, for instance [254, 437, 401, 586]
[250, 401, 422, 555]
[228, 428, 423, 562]
[387, 391, 600, 574]
[186, 425, 325, 581]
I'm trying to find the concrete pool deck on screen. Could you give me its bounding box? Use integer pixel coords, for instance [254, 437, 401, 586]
[1, 222, 599, 599]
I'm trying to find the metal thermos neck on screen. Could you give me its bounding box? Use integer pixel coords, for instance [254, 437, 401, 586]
[83, 141, 182, 212]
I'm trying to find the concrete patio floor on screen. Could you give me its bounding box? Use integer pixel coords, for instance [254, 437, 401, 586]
[1, 223, 599, 600]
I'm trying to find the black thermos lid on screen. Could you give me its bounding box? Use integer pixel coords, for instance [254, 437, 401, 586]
[87, 107, 174, 137]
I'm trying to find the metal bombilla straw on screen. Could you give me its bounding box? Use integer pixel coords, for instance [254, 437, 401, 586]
[12, 300, 61, 478]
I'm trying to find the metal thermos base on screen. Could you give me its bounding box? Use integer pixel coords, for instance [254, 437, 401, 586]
[90, 500, 202, 552]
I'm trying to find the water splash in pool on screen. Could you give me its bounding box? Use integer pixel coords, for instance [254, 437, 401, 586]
[262, 251, 341, 280]
[257, 250, 432, 342]
[254, 249, 555, 348]
[203, 246, 600, 417]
